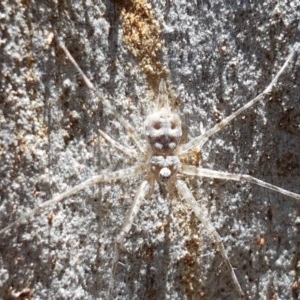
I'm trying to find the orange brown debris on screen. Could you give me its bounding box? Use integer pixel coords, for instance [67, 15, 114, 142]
[116, 0, 168, 90]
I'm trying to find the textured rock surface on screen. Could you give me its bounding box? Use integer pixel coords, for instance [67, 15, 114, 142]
[0, 1, 300, 299]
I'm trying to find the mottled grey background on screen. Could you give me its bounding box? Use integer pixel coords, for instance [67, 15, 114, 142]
[0, 1, 300, 299]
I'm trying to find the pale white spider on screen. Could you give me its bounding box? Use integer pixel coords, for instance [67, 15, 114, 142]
[1, 40, 300, 299]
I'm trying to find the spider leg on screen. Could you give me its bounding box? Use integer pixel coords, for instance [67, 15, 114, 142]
[181, 165, 300, 201]
[57, 39, 144, 153]
[99, 129, 139, 158]
[179, 44, 298, 156]
[108, 180, 151, 298]
[0, 164, 147, 237]
[175, 179, 244, 298]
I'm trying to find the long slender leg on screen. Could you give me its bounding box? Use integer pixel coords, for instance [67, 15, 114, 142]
[175, 179, 244, 298]
[0, 164, 147, 236]
[57, 39, 144, 153]
[180, 165, 300, 201]
[108, 180, 151, 299]
[179, 44, 298, 156]
[99, 129, 138, 158]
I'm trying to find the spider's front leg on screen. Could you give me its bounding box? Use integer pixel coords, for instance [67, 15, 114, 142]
[0, 164, 147, 237]
[181, 165, 300, 201]
[108, 179, 152, 299]
[175, 179, 245, 299]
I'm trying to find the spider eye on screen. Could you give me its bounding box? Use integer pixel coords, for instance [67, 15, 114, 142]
[160, 167, 171, 180]
[170, 122, 176, 129]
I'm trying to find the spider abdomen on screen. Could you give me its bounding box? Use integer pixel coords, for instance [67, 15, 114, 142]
[145, 107, 182, 155]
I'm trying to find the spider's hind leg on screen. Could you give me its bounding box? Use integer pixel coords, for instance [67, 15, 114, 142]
[57, 39, 144, 153]
[99, 129, 139, 158]
[179, 44, 298, 156]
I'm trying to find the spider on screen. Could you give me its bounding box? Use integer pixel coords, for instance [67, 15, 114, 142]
[1, 40, 300, 299]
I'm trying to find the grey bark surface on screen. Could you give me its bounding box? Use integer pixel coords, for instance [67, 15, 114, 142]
[0, 1, 300, 299]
